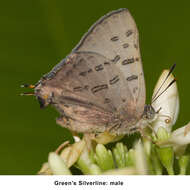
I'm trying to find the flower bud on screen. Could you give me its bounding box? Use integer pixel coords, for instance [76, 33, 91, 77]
[113, 143, 128, 168]
[48, 152, 71, 175]
[156, 146, 174, 175]
[94, 144, 114, 171]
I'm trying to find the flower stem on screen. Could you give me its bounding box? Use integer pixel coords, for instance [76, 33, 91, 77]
[179, 155, 190, 175]
[167, 166, 174, 175]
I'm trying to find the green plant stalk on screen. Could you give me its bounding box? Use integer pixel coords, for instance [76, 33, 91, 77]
[151, 145, 163, 175]
[146, 155, 154, 174]
[179, 155, 190, 175]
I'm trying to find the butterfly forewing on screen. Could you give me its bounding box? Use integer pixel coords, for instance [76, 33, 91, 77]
[74, 8, 145, 120]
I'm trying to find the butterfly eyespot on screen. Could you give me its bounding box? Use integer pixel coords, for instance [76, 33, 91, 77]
[165, 118, 171, 124]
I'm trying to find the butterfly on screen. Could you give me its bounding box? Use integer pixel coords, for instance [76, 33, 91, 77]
[22, 8, 176, 142]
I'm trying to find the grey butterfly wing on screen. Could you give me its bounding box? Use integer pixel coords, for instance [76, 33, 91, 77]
[36, 8, 145, 134]
[73, 8, 145, 120]
[42, 51, 132, 133]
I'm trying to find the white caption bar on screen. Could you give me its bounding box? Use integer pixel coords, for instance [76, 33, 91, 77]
[0, 175, 186, 190]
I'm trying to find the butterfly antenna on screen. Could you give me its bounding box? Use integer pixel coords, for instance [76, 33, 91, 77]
[20, 92, 35, 96]
[20, 84, 35, 89]
[151, 64, 176, 103]
[20, 84, 35, 96]
[151, 78, 176, 104]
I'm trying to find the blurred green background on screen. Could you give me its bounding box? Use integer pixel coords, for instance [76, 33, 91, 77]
[0, 0, 189, 174]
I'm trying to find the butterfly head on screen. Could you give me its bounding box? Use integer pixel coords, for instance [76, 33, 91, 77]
[34, 82, 54, 109]
[142, 104, 156, 122]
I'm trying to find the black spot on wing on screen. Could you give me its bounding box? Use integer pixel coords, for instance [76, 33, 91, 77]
[91, 84, 108, 94]
[84, 85, 89, 90]
[110, 36, 119, 41]
[123, 43, 129, 48]
[88, 69, 93, 73]
[104, 98, 111, 104]
[104, 62, 110, 65]
[109, 76, 119, 85]
[126, 75, 138, 81]
[73, 86, 83, 92]
[79, 71, 87, 77]
[133, 87, 138, 94]
[95, 64, 104, 71]
[111, 55, 120, 63]
[126, 29, 133, 37]
[122, 58, 135, 65]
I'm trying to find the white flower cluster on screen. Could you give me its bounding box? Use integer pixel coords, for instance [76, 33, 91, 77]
[152, 69, 190, 156]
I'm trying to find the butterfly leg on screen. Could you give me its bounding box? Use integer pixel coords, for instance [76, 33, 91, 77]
[138, 127, 155, 143]
[83, 133, 96, 150]
[55, 141, 70, 154]
[146, 123, 157, 137]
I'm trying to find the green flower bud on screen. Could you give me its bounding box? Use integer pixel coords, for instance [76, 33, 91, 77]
[157, 127, 170, 142]
[134, 140, 147, 174]
[77, 146, 101, 175]
[94, 144, 114, 171]
[48, 152, 71, 175]
[156, 146, 174, 175]
[77, 147, 101, 175]
[125, 149, 135, 167]
[113, 143, 128, 168]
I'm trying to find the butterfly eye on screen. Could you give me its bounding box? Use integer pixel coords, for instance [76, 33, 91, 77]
[37, 96, 46, 109]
